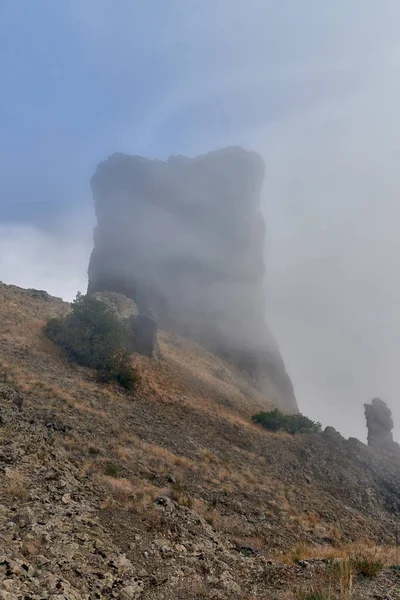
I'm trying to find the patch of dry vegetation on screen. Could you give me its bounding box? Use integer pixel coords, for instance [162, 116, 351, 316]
[4, 469, 29, 500]
[158, 330, 275, 418]
[285, 541, 399, 568]
[293, 549, 390, 600]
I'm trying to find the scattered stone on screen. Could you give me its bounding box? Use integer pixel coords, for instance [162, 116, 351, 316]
[0, 591, 19, 600]
[153, 496, 172, 507]
[298, 560, 310, 568]
[116, 554, 133, 574]
[119, 580, 144, 599]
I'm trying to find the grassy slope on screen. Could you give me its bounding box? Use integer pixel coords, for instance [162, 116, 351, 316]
[0, 282, 399, 599]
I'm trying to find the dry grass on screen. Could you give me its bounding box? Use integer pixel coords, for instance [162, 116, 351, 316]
[294, 556, 380, 600]
[100, 472, 161, 515]
[284, 541, 399, 567]
[72, 400, 109, 418]
[295, 566, 352, 600]
[306, 512, 320, 527]
[232, 535, 265, 550]
[156, 330, 275, 420]
[197, 447, 221, 464]
[285, 543, 394, 598]
[4, 469, 29, 500]
[169, 481, 193, 508]
[102, 476, 135, 503]
[64, 432, 87, 453]
[118, 435, 193, 472]
[113, 445, 134, 461]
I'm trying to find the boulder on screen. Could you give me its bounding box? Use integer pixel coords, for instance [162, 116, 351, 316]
[92, 291, 138, 321]
[92, 291, 158, 358]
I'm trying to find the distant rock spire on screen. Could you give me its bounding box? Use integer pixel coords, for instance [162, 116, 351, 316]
[364, 398, 394, 449]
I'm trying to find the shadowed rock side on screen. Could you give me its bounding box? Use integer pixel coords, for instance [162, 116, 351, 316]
[88, 148, 297, 412]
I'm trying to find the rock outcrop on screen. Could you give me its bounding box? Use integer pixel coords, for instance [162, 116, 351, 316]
[88, 148, 297, 412]
[93, 291, 159, 358]
[364, 398, 395, 450]
[92, 290, 138, 321]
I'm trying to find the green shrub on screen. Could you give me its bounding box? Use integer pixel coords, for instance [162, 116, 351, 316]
[350, 555, 384, 578]
[104, 462, 119, 477]
[252, 409, 283, 432]
[252, 409, 321, 435]
[45, 292, 138, 390]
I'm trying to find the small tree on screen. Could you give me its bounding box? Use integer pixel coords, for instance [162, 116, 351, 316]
[252, 409, 284, 432]
[45, 292, 137, 390]
[252, 409, 321, 435]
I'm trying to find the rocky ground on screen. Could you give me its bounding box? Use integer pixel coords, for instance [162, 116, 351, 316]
[0, 283, 400, 599]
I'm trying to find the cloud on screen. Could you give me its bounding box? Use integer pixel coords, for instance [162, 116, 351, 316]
[0, 217, 92, 301]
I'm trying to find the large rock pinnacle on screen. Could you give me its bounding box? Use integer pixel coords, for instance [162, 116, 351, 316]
[87, 147, 298, 412]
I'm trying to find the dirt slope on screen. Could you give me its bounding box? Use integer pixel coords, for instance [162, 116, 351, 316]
[0, 282, 399, 599]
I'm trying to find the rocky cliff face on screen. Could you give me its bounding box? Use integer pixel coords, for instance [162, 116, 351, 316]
[88, 148, 297, 412]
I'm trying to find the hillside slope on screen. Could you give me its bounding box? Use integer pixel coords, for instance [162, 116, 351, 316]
[0, 282, 399, 599]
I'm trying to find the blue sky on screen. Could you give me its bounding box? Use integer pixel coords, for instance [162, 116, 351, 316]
[1, 0, 400, 439]
[2, 0, 396, 224]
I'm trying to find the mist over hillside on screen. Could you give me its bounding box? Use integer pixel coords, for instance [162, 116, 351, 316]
[1, 1, 400, 440]
[2, 4, 400, 597]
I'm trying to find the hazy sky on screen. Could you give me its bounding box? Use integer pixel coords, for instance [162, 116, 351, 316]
[1, 1, 400, 440]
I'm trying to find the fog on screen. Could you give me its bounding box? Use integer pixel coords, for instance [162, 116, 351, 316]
[1, 0, 400, 441]
[260, 65, 400, 442]
[0, 218, 91, 300]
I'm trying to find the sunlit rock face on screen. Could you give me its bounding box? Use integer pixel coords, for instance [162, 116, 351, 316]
[88, 148, 297, 412]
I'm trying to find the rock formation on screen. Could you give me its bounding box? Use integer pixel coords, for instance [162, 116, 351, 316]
[364, 398, 394, 449]
[93, 291, 158, 358]
[88, 148, 297, 412]
[92, 290, 138, 320]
